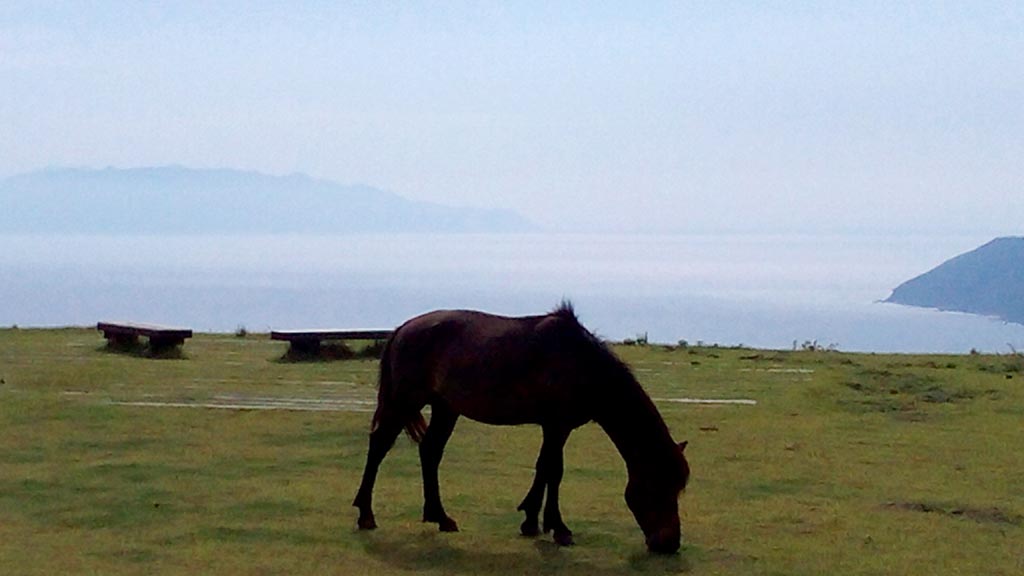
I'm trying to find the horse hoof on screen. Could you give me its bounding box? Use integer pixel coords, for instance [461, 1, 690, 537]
[357, 516, 377, 530]
[553, 530, 574, 547]
[438, 517, 459, 532]
[520, 520, 540, 537]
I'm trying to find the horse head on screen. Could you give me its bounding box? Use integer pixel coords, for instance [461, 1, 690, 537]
[624, 440, 690, 554]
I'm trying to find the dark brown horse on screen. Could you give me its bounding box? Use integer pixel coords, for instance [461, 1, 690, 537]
[352, 303, 690, 554]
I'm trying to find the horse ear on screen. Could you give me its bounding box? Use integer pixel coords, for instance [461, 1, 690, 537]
[678, 440, 688, 452]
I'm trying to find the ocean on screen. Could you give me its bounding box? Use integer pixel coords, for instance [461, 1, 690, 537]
[2, 233, 1023, 354]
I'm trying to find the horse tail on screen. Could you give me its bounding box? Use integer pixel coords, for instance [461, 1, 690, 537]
[373, 334, 428, 444]
[404, 412, 428, 444]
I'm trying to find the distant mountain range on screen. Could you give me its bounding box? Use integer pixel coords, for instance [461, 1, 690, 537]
[0, 166, 537, 234]
[886, 237, 1024, 325]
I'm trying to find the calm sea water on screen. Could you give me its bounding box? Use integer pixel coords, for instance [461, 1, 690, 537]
[3, 233, 1023, 353]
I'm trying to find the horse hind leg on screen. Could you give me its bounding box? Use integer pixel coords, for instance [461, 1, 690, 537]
[419, 402, 460, 532]
[352, 411, 406, 530]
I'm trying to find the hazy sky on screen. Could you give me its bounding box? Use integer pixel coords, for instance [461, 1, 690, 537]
[2, 2, 1022, 234]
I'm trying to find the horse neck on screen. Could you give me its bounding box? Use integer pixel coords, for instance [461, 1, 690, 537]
[593, 377, 675, 474]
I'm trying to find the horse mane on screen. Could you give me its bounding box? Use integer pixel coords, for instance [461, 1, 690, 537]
[548, 301, 645, 394]
[551, 300, 578, 322]
[549, 302, 678, 465]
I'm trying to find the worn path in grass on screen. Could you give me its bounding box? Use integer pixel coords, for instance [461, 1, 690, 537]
[1, 328, 1022, 575]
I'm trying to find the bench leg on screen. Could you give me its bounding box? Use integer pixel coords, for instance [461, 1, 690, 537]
[149, 337, 185, 353]
[105, 333, 140, 348]
[289, 339, 321, 356]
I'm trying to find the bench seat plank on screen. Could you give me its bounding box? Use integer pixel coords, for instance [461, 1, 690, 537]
[98, 321, 193, 353]
[270, 329, 393, 342]
[98, 321, 193, 341]
[271, 329, 393, 357]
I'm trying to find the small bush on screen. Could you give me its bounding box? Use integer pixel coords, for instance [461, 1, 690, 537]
[280, 339, 388, 362]
[797, 339, 839, 352]
[358, 339, 387, 359]
[101, 339, 184, 360]
[620, 333, 649, 347]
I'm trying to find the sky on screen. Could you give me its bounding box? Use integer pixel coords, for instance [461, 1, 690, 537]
[2, 1, 1022, 234]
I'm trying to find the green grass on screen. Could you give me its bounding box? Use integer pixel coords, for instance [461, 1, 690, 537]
[1, 329, 1023, 574]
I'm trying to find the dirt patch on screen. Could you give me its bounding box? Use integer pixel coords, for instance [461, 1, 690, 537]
[103, 395, 757, 412]
[278, 340, 386, 363]
[653, 397, 758, 406]
[884, 501, 1023, 526]
[840, 369, 976, 415]
[107, 395, 377, 412]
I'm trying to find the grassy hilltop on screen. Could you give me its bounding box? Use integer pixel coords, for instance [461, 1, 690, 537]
[1, 329, 1022, 575]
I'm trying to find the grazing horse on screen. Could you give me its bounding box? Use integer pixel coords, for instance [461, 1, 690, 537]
[352, 303, 690, 554]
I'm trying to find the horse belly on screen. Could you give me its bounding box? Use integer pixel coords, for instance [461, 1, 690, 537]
[437, 378, 583, 427]
[452, 399, 542, 426]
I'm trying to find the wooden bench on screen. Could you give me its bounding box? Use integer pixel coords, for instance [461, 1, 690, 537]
[270, 329, 393, 356]
[97, 321, 193, 352]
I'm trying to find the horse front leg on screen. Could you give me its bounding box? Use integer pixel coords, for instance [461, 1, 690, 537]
[540, 426, 573, 546]
[420, 403, 460, 532]
[517, 453, 546, 537]
[518, 426, 573, 545]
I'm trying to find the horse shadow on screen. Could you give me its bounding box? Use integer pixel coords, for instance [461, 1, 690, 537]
[357, 528, 692, 575]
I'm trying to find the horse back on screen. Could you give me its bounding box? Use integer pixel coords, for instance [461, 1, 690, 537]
[385, 309, 595, 427]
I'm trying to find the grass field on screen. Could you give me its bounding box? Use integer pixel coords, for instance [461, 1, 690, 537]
[1, 328, 1022, 575]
